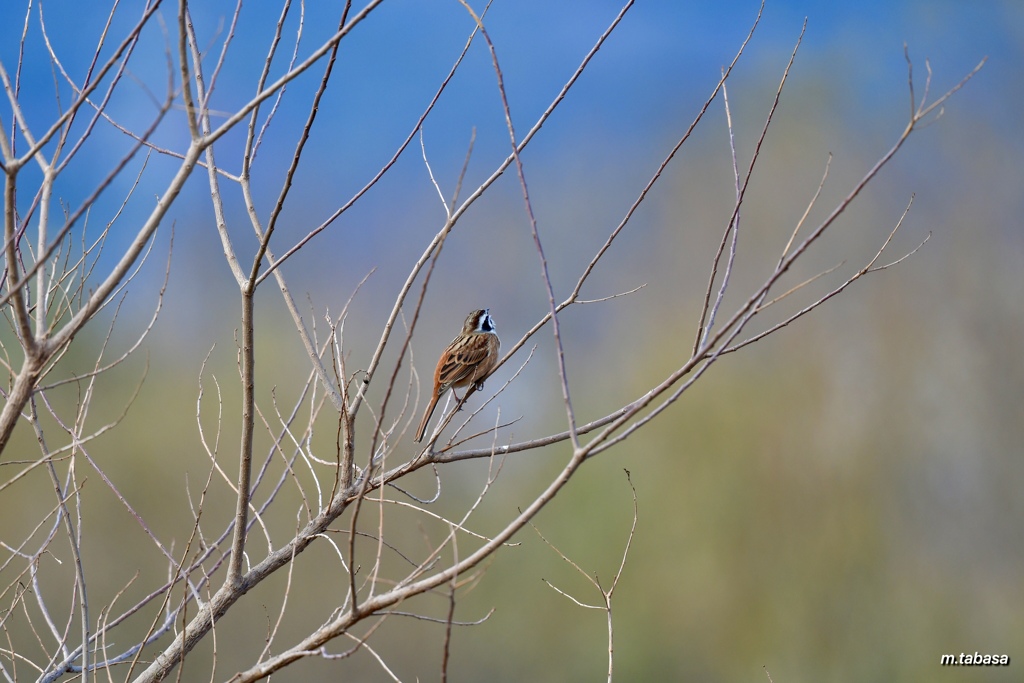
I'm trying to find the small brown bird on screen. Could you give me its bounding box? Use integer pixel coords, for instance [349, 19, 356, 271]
[414, 309, 500, 442]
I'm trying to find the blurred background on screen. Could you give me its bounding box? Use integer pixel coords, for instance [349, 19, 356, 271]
[1, 0, 1021, 680]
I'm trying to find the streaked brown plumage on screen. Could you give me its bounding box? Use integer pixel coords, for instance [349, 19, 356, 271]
[414, 309, 500, 443]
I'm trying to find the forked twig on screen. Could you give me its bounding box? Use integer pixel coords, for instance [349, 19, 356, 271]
[533, 470, 639, 682]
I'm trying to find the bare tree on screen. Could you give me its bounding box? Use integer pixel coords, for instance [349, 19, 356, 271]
[0, 1, 982, 681]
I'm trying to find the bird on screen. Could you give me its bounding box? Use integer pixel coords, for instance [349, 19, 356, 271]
[414, 309, 500, 442]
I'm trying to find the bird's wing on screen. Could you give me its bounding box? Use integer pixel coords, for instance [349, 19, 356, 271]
[438, 338, 491, 387]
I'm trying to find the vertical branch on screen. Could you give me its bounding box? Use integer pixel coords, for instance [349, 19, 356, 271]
[227, 284, 256, 586]
[0, 166, 44, 453]
[458, 0, 580, 446]
[440, 580, 457, 683]
[181, 0, 257, 588]
[177, 0, 200, 140]
[33, 173, 51, 338]
[30, 397, 90, 683]
[328, 318, 356, 493]
[236, 3, 355, 425]
[4, 172, 35, 349]
[699, 77, 742, 349]
[228, 3, 354, 585]
[183, 6, 246, 287]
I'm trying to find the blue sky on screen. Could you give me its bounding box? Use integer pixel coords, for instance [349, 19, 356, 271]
[0, 0, 1016, 302]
